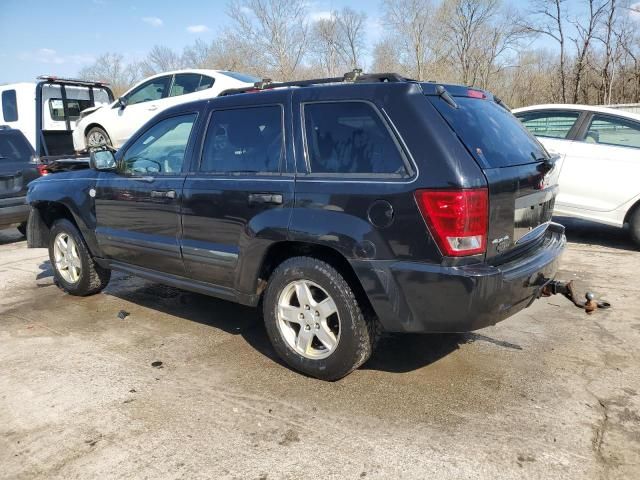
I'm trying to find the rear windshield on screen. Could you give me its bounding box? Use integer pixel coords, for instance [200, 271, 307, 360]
[222, 71, 261, 83]
[427, 95, 549, 168]
[0, 130, 33, 162]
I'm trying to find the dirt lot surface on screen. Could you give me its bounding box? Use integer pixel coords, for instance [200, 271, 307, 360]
[1, 219, 639, 480]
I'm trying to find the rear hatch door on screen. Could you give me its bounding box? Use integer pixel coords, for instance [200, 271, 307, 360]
[0, 129, 39, 202]
[423, 84, 560, 261]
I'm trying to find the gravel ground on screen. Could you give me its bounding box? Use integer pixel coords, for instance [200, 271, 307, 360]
[0, 219, 639, 480]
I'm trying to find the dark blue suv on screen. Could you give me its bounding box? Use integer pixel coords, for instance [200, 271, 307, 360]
[26, 73, 565, 380]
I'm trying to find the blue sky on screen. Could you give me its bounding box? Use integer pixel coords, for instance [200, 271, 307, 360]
[1, 0, 638, 84]
[1, 0, 383, 83]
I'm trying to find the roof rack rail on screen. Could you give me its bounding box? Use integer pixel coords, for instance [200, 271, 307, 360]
[37, 75, 111, 87]
[219, 70, 410, 96]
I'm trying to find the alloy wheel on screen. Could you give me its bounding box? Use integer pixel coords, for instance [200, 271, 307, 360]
[276, 280, 341, 359]
[53, 232, 82, 284]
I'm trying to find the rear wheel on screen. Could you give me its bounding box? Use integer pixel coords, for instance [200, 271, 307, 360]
[629, 206, 640, 248]
[86, 126, 111, 148]
[263, 257, 378, 381]
[49, 219, 111, 296]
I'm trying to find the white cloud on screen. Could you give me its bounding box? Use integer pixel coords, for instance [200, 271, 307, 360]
[17, 49, 94, 65]
[186, 24, 210, 33]
[142, 16, 163, 27]
[630, 3, 640, 21]
[309, 10, 333, 22]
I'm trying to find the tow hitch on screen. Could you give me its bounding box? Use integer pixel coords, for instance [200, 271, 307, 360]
[541, 280, 611, 314]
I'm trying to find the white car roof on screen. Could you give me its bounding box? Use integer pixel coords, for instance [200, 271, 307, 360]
[513, 104, 640, 122]
[121, 69, 256, 97]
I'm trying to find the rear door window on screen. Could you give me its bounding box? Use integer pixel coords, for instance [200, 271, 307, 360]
[170, 74, 214, 97]
[303, 101, 407, 176]
[2, 90, 18, 122]
[200, 106, 283, 174]
[427, 95, 549, 168]
[516, 111, 580, 139]
[583, 115, 640, 149]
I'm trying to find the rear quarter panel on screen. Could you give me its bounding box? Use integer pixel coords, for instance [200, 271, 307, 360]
[288, 82, 487, 264]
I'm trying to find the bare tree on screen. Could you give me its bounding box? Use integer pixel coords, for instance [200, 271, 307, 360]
[140, 45, 184, 76]
[596, 0, 620, 104]
[227, 0, 309, 80]
[570, 0, 607, 103]
[335, 8, 367, 70]
[78, 53, 140, 96]
[182, 39, 213, 68]
[371, 38, 404, 74]
[440, 0, 501, 86]
[617, 14, 640, 102]
[381, 0, 435, 80]
[523, 0, 568, 102]
[311, 16, 343, 76]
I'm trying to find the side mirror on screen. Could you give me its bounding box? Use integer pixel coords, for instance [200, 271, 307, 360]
[117, 97, 127, 109]
[89, 148, 117, 171]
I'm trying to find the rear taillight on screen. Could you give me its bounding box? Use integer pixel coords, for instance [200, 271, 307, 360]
[414, 188, 488, 257]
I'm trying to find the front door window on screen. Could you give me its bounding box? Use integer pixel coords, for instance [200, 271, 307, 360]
[121, 114, 196, 175]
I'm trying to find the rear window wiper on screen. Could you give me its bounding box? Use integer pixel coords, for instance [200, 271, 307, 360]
[494, 95, 510, 111]
[436, 85, 458, 109]
[532, 152, 558, 173]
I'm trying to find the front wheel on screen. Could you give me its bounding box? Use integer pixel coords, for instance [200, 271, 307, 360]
[49, 219, 111, 296]
[85, 126, 112, 148]
[263, 257, 379, 381]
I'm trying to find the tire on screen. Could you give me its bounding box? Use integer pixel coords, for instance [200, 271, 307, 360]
[17, 222, 26, 237]
[49, 219, 111, 296]
[85, 126, 112, 148]
[263, 257, 379, 381]
[630, 206, 640, 248]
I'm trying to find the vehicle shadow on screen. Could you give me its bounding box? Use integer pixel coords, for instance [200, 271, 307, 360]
[0, 228, 25, 246]
[362, 331, 521, 374]
[102, 275, 284, 366]
[555, 216, 637, 251]
[99, 273, 519, 374]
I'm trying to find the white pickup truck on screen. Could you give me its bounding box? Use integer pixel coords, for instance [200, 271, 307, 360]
[0, 76, 114, 159]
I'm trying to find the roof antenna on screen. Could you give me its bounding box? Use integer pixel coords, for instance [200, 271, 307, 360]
[343, 69, 363, 82]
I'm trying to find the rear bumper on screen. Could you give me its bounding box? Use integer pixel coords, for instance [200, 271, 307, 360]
[0, 197, 29, 227]
[352, 222, 566, 333]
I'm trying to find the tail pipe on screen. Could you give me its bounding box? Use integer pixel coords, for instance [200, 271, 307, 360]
[540, 280, 611, 315]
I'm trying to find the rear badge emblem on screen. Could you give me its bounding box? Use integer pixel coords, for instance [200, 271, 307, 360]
[492, 235, 511, 252]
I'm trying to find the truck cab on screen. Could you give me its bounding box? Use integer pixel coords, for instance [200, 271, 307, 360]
[0, 76, 113, 158]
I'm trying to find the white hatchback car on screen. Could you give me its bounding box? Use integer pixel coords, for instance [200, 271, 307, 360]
[72, 69, 259, 151]
[513, 104, 640, 246]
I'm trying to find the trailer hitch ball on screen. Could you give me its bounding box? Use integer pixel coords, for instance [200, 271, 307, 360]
[541, 280, 611, 314]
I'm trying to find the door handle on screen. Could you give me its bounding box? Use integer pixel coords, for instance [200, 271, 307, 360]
[248, 193, 283, 205]
[151, 189, 176, 199]
[147, 105, 158, 111]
